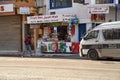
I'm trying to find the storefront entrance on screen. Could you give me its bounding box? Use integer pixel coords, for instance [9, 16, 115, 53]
[27, 14, 80, 54]
[78, 24, 86, 41]
[30, 23, 71, 53]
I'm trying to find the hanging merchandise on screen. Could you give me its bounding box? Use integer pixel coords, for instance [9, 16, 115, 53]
[72, 42, 80, 53]
[41, 43, 47, 53]
[66, 42, 72, 52]
[59, 42, 66, 53]
[51, 42, 58, 52]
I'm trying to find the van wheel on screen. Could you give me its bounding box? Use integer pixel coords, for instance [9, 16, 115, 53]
[88, 49, 99, 60]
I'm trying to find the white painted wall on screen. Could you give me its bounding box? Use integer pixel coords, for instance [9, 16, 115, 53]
[115, 0, 118, 4]
[85, 0, 91, 4]
[47, 3, 91, 23]
[90, 0, 95, 5]
[71, 25, 79, 42]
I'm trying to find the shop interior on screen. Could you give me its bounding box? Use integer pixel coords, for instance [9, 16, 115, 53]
[36, 23, 70, 42]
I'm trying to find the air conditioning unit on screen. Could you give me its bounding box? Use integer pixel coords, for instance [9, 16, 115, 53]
[36, 0, 46, 7]
[38, 7, 46, 15]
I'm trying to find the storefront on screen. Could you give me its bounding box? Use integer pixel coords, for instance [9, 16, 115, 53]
[0, 4, 21, 54]
[0, 16, 21, 53]
[27, 14, 80, 54]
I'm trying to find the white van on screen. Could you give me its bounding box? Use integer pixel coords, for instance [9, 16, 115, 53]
[79, 21, 120, 59]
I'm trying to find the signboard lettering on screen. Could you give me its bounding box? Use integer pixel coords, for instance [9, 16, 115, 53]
[0, 6, 4, 11]
[27, 14, 77, 24]
[0, 4, 13, 12]
[89, 7, 109, 14]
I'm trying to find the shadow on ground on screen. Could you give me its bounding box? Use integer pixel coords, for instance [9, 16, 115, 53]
[0, 53, 120, 61]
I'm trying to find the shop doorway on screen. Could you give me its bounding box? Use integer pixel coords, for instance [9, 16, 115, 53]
[78, 24, 86, 41]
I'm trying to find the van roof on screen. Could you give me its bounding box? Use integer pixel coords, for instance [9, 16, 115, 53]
[100, 21, 120, 25]
[93, 21, 120, 30]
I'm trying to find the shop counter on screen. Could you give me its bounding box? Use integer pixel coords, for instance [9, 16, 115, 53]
[36, 41, 79, 54]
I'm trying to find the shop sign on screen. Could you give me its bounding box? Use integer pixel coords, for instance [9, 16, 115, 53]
[20, 7, 30, 14]
[71, 18, 79, 24]
[63, 14, 76, 22]
[27, 15, 63, 24]
[27, 14, 77, 24]
[0, 4, 13, 12]
[89, 7, 109, 14]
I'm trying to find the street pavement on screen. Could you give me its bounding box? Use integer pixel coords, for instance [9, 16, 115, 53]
[0, 54, 120, 80]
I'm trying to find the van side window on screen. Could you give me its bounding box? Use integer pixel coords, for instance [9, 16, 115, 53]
[103, 29, 120, 40]
[84, 30, 99, 40]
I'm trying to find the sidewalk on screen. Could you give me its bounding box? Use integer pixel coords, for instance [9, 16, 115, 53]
[0, 52, 79, 58]
[0, 52, 80, 59]
[35, 52, 80, 59]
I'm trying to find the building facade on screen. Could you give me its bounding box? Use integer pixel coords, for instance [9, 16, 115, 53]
[1, 0, 120, 54]
[0, 0, 36, 54]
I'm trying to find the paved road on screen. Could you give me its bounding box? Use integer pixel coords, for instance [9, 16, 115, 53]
[0, 56, 120, 80]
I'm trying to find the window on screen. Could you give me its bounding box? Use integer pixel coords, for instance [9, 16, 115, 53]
[84, 30, 99, 40]
[36, 0, 45, 7]
[50, 0, 72, 9]
[119, 0, 120, 3]
[103, 29, 120, 40]
[0, 0, 13, 1]
[74, 0, 84, 4]
[91, 14, 105, 22]
[96, 0, 114, 4]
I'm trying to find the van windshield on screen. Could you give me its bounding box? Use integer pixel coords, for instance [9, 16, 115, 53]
[83, 30, 99, 40]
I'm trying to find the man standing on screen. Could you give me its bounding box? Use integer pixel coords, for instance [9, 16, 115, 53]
[21, 35, 32, 57]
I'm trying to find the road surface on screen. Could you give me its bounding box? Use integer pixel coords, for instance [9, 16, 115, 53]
[0, 56, 119, 80]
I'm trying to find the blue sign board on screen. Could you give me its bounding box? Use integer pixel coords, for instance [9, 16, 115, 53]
[71, 18, 79, 24]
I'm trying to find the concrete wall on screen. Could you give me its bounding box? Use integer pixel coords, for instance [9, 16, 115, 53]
[117, 7, 120, 20]
[106, 7, 116, 22]
[104, 6, 120, 22]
